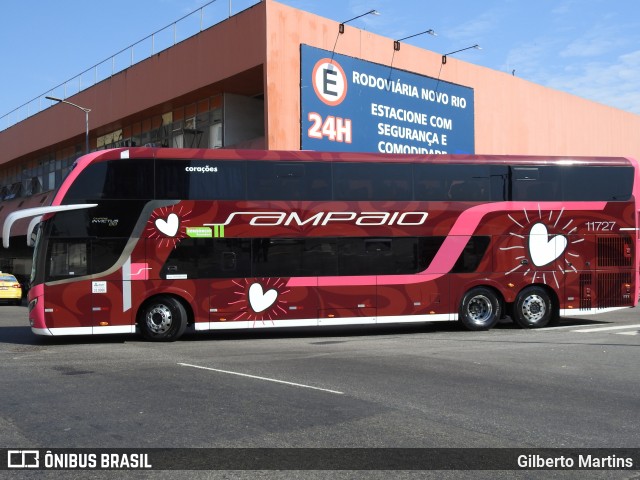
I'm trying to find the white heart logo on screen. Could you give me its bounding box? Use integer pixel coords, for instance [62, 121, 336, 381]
[155, 213, 179, 237]
[528, 222, 567, 267]
[248, 283, 278, 313]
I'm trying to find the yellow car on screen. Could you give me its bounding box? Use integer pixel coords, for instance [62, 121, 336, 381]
[0, 273, 22, 305]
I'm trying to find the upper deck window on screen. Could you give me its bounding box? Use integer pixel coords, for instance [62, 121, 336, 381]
[64, 160, 154, 200]
[155, 159, 246, 200]
[247, 161, 331, 201]
[512, 165, 633, 201]
[333, 163, 413, 201]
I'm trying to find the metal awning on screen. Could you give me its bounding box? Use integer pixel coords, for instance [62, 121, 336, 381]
[0, 191, 54, 239]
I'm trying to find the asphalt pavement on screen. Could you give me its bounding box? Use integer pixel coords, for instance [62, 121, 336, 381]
[1, 304, 638, 479]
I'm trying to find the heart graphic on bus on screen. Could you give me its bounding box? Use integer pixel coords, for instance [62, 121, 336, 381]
[248, 283, 278, 313]
[155, 213, 180, 237]
[528, 222, 567, 267]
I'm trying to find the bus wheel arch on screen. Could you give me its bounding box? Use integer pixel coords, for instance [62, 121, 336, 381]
[512, 285, 558, 328]
[458, 286, 503, 331]
[137, 294, 190, 341]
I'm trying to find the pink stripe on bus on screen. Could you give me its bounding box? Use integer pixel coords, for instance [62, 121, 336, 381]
[287, 201, 607, 288]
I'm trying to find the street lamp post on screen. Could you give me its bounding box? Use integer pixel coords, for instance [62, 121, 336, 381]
[338, 9, 380, 34]
[393, 29, 437, 51]
[442, 44, 481, 64]
[45, 96, 91, 154]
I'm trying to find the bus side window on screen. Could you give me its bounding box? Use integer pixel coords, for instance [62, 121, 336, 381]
[160, 238, 251, 279]
[379, 178, 411, 200]
[452, 236, 490, 273]
[91, 239, 128, 275]
[337, 179, 372, 200]
[247, 162, 331, 201]
[206, 239, 251, 278]
[414, 179, 448, 200]
[561, 166, 633, 201]
[448, 179, 490, 201]
[414, 164, 449, 201]
[222, 252, 237, 271]
[448, 182, 467, 200]
[512, 166, 560, 201]
[47, 240, 89, 280]
[156, 159, 246, 200]
[334, 162, 412, 201]
[490, 165, 509, 201]
[64, 160, 154, 200]
[415, 164, 492, 201]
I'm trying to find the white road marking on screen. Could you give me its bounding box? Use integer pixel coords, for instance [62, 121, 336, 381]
[537, 324, 585, 331]
[572, 324, 640, 333]
[615, 331, 639, 336]
[178, 363, 344, 395]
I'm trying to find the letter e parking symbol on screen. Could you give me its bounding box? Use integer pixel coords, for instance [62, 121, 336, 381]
[312, 58, 348, 106]
[323, 68, 338, 96]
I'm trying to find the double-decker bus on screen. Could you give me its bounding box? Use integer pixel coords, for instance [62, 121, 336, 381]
[4, 148, 638, 341]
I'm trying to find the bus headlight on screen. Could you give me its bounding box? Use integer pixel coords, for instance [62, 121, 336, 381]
[28, 297, 38, 313]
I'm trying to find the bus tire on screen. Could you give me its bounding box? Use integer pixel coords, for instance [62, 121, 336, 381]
[513, 286, 553, 328]
[139, 295, 187, 341]
[459, 287, 501, 331]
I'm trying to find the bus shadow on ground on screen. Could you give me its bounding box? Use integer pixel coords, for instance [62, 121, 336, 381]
[180, 316, 612, 343]
[0, 325, 129, 346]
[0, 317, 614, 346]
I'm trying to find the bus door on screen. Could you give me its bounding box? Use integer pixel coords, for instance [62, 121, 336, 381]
[41, 239, 93, 333]
[90, 238, 133, 333]
[43, 238, 131, 333]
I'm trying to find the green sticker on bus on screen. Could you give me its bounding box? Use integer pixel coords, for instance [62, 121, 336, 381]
[186, 226, 225, 238]
[186, 227, 213, 238]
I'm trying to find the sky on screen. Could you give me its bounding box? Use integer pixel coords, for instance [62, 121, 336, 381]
[1, 0, 640, 126]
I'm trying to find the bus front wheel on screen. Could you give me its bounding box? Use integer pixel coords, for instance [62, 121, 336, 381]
[459, 287, 501, 331]
[139, 296, 187, 341]
[513, 286, 553, 328]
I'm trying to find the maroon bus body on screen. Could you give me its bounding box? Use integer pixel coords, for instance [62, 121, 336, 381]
[25, 148, 640, 339]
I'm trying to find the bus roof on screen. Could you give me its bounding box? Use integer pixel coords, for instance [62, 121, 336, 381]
[74, 147, 636, 168]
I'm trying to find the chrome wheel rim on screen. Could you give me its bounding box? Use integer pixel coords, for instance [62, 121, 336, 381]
[521, 294, 546, 324]
[467, 295, 493, 326]
[145, 305, 173, 334]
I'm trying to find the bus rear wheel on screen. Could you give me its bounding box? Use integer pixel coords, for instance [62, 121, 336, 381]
[459, 287, 501, 331]
[139, 295, 187, 341]
[513, 286, 553, 328]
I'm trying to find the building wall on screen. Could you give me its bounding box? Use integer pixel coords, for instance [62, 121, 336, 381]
[264, 0, 640, 159]
[2, 0, 640, 171]
[0, 2, 268, 165]
[3, 0, 639, 164]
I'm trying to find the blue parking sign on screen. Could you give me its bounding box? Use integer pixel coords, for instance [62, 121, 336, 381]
[301, 45, 475, 154]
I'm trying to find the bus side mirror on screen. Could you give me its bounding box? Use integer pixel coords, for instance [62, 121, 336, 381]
[27, 218, 42, 247]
